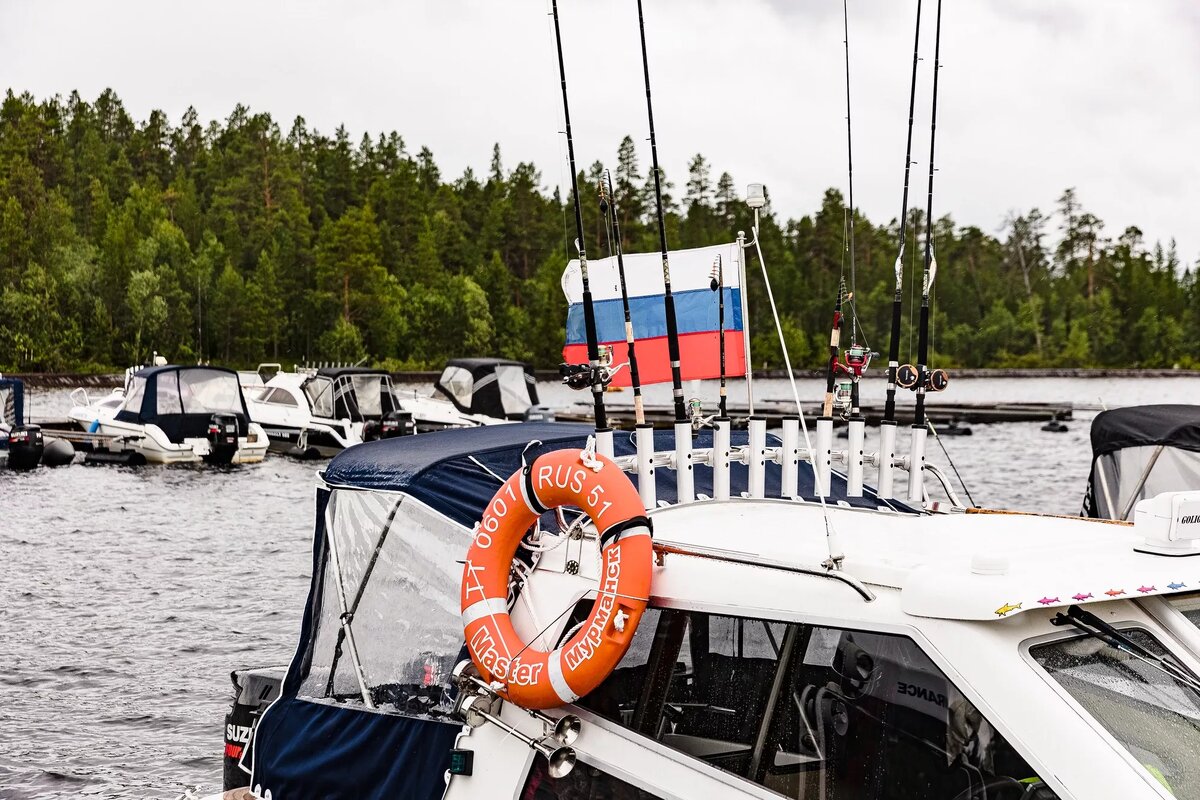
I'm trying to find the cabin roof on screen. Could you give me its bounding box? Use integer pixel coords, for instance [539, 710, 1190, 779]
[646, 499, 1196, 622]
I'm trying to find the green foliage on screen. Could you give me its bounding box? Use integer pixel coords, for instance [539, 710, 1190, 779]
[0, 89, 1196, 374]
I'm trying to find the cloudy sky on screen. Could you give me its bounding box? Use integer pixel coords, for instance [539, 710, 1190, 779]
[3, 0, 1197, 266]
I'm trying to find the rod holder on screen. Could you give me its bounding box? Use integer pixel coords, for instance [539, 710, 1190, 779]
[846, 416, 865, 498]
[595, 428, 614, 459]
[815, 417, 834, 498]
[780, 417, 800, 499]
[712, 417, 731, 501]
[747, 417, 767, 498]
[877, 420, 897, 499]
[908, 424, 927, 504]
[636, 424, 656, 511]
[674, 421, 694, 503]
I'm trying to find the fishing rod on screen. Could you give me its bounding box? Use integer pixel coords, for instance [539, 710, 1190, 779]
[884, 0, 923, 424]
[905, 0, 949, 503]
[709, 254, 727, 418]
[814, 279, 845, 497]
[636, 0, 685, 425]
[550, 0, 609, 442]
[878, 0, 923, 500]
[841, 0, 862, 413]
[598, 170, 645, 425]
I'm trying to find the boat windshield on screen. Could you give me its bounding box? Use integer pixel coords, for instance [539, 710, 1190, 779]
[1032, 629, 1200, 797]
[1166, 592, 1200, 630]
[178, 369, 242, 415]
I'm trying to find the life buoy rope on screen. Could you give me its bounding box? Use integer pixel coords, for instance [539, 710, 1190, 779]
[460, 447, 653, 710]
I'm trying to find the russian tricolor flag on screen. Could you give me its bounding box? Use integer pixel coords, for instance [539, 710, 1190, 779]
[561, 242, 746, 386]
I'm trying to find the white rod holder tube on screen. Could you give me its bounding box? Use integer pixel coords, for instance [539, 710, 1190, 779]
[674, 421, 694, 504]
[747, 418, 767, 498]
[713, 418, 731, 501]
[815, 417, 834, 498]
[877, 420, 897, 499]
[595, 428, 614, 460]
[636, 424, 656, 511]
[780, 417, 800, 499]
[907, 425, 927, 504]
[846, 417, 865, 498]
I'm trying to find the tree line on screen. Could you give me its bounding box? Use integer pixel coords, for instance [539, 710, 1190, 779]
[1, 89, 1196, 374]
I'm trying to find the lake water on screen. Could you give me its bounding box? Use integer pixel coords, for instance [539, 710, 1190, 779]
[1, 377, 1197, 798]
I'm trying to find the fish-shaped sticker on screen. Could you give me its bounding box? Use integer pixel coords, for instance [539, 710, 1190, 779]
[1137, 585, 1156, 594]
[1105, 589, 1125, 597]
[1168, 582, 1187, 590]
[1072, 593, 1094, 601]
[995, 602, 1022, 617]
[1037, 597, 1060, 605]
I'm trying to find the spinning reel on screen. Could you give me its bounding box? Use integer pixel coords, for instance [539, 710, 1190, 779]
[559, 344, 615, 391]
[896, 362, 949, 393]
[832, 343, 875, 414]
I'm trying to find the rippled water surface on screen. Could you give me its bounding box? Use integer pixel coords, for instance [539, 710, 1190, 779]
[1, 377, 1197, 797]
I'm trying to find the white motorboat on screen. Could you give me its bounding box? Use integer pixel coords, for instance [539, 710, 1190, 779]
[67, 386, 125, 432]
[92, 364, 268, 464]
[246, 360, 533, 459]
[200, 419, 1200, 800]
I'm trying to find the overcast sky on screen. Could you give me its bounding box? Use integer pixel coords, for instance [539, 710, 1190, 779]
[3, 0, 1197, 267]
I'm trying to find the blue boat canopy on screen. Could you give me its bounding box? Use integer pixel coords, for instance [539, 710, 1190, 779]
[114, 365, 250, 442]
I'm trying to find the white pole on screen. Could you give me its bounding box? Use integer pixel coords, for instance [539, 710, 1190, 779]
[907, 425, 926, 503]
[674, 421, 694, 503]
[846, 417, 865, 497]
[815, 417, 834, 497]
[748, 417, 767, 498]
[780, 417, 799, 499]
[636, 424, 656, 511]
[596, 428, 614, 459]
[713, 417, 731, 501]
[877, 419, 897, 499]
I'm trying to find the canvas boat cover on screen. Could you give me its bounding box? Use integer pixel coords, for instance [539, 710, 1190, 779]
[1083, 404, 1200, 519]
[113, 365, 250, 443]
[252, 422, 912, 799]
[0, 377, 24, 429]
[433, 358, 538, 421]
[306, 367, 399, 422]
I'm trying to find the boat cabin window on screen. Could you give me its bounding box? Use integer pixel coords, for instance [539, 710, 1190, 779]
[438, 365, 474, 408]
[521, 757, 662, 799]
[261, 387, 298, 407]
[156, 372, 182, 415]
[1166, 591, 1200, 629]
[304, 377, 335, 419]
[178, 369, 242, 415]
[1032, 629, 1200, 798]
[567, 604, 1056, 799]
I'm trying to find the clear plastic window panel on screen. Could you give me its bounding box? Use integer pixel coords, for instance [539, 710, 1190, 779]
[178, 369, 241, 415]
[156, 371, 182, 414]
[121, 376, 147, 414]
[301, 489, 472, 719]
[438, 366, 474, 408]
[496, 364, 532, 416]
[304, 377, 334, 419]
[351, 375, 383, 417]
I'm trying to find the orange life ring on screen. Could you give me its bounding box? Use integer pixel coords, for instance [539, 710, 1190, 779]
[460, 447, 653, 709]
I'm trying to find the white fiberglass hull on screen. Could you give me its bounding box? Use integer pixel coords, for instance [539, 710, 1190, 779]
[95, 419, 269, 464]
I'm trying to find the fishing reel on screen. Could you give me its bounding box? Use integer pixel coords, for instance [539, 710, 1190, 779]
[896, 363, 949, 392]
[559, 345, 615, 391]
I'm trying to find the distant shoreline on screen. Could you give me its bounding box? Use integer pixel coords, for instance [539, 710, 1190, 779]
[8, 367, 1200, 388]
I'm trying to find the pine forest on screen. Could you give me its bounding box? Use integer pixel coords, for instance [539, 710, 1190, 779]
[1, 90, 1197, 374]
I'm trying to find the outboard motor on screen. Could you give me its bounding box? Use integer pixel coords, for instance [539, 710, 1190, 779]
[381, 410, 415, 438]
[222, 666, 284, 791]
[7, 424, 44, 470]
[362, 419, 382, 441]
[205, 413, 240, 464]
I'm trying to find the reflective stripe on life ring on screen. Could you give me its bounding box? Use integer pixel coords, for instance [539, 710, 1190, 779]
[460, 447, 653, 710]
